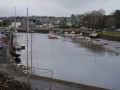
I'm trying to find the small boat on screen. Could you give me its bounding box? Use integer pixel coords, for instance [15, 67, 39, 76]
[89, 33, 98, 39]
[85, 37, 91, 41]
[64, 32, 68, 34]
[49, 35, 59, 39]
[80, 33, 83, 36]
[48, 31, 59, 39]
[70, 31, 75, 34]
[13, 50, 21, 57]
[12, 48, 21, 57]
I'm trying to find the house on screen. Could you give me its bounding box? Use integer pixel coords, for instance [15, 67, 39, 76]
[66, 22, 72, 27]
[10, 22, 21, 28]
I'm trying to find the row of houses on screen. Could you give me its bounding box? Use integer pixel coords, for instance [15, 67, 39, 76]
[0, 16, 72, 29]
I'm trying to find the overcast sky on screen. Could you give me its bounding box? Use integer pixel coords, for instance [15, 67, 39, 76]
[0, 0, 119, 17]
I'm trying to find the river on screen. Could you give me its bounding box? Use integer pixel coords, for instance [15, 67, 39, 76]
[16, 33, 120, 90]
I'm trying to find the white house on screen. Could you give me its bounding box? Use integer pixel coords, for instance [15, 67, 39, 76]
[0, 20, 3, 22]
[10, 22, 21, 28]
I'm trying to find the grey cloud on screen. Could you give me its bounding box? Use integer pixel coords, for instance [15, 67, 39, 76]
[0, 0, 119, 16]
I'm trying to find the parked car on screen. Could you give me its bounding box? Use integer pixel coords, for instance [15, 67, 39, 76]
[116, 29, 120, 32]
[80, 27, 88, 30]
[88, 28, 93, 31]
[4, 31, 9, 36]
[0, 42, 3, 49]
[95, 30, 102, 32]
[1, 30, 4, 34]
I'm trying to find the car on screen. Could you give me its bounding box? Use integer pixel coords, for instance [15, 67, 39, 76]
[96, 30, 102, 32]
[0, 42, 3, 49]
[1, 30, 4, 34]
[116, 29, 120, 32]
[4, 31, 9, 36]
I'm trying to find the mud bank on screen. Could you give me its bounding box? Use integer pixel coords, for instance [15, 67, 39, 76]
[75, 31, 120, 42]
[72, 36, 120, 55]
[92, 39, 120, 54]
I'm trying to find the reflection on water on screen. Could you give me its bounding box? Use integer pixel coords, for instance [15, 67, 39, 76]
[71, 37, 120, 57]
[17, 33, 120, 90]
[73, 40, 105, 54]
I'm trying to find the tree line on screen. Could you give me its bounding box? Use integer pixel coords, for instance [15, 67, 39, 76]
[60, 9, 120, 30]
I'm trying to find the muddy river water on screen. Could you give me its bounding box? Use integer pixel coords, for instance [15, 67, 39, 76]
[17, 33, 120, 90]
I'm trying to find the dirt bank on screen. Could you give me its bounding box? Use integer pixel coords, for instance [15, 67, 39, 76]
[0, 71, 30, 90]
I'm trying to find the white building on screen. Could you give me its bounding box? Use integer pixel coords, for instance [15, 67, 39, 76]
[0, 20, 3, 22]
[10, 22, 21, 28]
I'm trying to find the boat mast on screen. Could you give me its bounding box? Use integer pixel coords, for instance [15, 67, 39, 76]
[15, 7, 16, 33]
[15, 7, 17, 44]
[27, 8, 29, 71]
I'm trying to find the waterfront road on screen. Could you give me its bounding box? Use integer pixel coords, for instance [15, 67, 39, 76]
[0, 43, 15, 75]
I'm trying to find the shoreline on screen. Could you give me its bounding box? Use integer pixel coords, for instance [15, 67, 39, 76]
[17, 28, 120, 41]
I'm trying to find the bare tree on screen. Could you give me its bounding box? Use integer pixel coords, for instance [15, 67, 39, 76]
[105, 16, 117, 28]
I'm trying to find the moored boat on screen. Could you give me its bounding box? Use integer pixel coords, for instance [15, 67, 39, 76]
[85, 37, 91, 41]
[49, 35, 59, 39]
[12, 49, 21, 57]
[89, 33, 98, 39]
